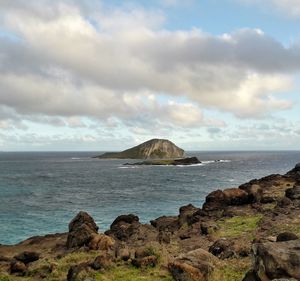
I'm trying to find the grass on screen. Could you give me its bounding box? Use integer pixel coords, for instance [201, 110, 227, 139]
[92, 264, 174, 281]
[210, 258, 251, 281]
[267, 217, 300, 236]
[215, 215, 263, 239]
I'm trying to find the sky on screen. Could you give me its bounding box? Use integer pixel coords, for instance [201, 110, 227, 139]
[0, 0, 300, 151]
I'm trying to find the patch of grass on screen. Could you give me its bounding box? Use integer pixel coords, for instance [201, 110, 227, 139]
[268, 217, 300, 236]
[210, 258, 251, 281]
[93, 264, 174, 281]
[215, 215, 263, 239]
[0, 276, 11, 281]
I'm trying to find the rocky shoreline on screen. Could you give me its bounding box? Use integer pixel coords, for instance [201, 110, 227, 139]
[1, 164, 300, 281]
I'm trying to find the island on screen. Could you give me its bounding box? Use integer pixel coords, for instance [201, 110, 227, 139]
[93, 138, 185, 159]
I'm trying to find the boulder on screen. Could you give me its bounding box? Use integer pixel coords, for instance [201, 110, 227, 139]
[168, 248, 219, 281]
[178, 204, 199, 226]
[109, 214, 140, 241]
[67, 211, 99, 249]
[14, 251, 40, 264]
[68, 211, 98, 233]
[223, 188, 251, 205]
[150, 216, 179, 232]
[252, 240, 300, 280]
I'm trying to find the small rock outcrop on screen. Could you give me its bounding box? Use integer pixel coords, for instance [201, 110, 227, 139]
[169, 248, 219, 281]
[66, 211, 99, 249]
[107, 214, 140, 241]
[94, 138, 185, 159]
[249, 238, 300, 280]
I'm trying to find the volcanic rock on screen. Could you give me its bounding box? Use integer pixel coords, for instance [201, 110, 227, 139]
[66, 211, 98, 249]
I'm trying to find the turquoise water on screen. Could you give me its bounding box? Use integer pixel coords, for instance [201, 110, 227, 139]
[0, 151, 299, 245]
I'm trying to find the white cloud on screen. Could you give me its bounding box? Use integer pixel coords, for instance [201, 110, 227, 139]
[238, 0, 300, 18]
[0, 0, 299, 136]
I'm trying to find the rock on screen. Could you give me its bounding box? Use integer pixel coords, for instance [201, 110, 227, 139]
[178, 204, 199, 226]
[67, 211, 99, 249]
[150, 216, 179, 232]
[276, 232, 299, 242]
[223, 188, 251, 205]
[91, 254, 112, 270]
[209, 238, 235, 259]
[68, 211, 98, 233]
[252, 240, 300, 280]
[95, 138, 185, 159]
[277, 197, 292, 207]
[285, 185, 300, 200]
[169, 248, 219, 281]
[109, 214, 140, 241]
[10, 260, 27, 275]
[88, 234, 115, 251]
[132, 256, 158, 268]
[203, 188, 250, 211]
[128, 157, 201, 166]
[14, 251, 40, 264]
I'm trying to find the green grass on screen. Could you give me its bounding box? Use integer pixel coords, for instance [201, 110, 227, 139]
[210, 258, 251, 281]
[0, 276, 11, 281]
[215, 215, 263, 239]
[92, 264, 174, 281]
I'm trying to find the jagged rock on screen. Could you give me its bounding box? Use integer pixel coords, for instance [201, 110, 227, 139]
[252, 239, 300, 280]
[223, 188, 251, 205]
[95, 138, 185, 159]
[109, 214, 140, 241]
[88, 234, 115, 251]
[14, 251, 40, 264]
[169, 248, 219, 281]
[242, 269, 260, 281]
[276, 232, 299, 242]
[67, 211, 99, 249]
[203, 188, 250, 211]
[178, 204, 199, 226]
[150, 216, 179, 232]
[68, 211, 98, 233]
[132, 256, 158, 268]
[10, 260, 27, 275]
[128, 157, 201, 166]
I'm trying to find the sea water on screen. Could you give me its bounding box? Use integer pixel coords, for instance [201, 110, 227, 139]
[0, 151, 299, 245]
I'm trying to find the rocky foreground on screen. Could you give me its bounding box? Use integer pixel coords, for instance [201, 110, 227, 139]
[1, 165, 300, 281]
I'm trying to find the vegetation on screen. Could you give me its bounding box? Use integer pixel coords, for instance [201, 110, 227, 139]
[215, 215, 263, 239]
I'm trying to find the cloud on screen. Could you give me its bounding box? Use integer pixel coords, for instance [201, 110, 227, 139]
[237, 0, 300, 18]
[0, 0, 299, 136]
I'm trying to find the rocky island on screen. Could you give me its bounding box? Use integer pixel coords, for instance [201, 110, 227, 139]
[94, 139, 185, 160]
[0, 164, 300, 281]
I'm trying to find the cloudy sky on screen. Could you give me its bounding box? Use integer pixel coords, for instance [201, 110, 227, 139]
[0, 0, 300, 151]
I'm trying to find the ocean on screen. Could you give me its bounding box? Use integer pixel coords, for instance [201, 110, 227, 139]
[0, 151, 299, 245]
